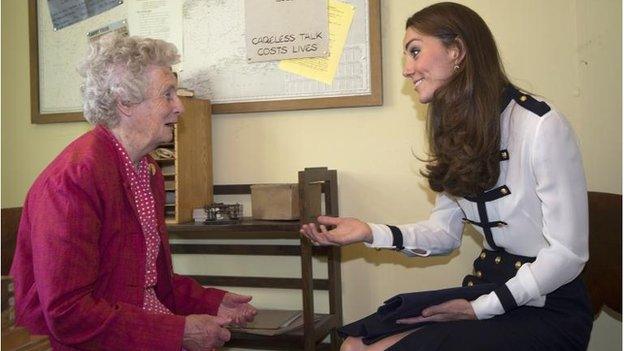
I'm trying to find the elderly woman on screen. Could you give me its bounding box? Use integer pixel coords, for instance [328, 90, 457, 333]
[10, 34, 255, 351]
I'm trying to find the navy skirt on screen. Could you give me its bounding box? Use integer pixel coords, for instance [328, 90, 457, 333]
[339, 249, 593, 351]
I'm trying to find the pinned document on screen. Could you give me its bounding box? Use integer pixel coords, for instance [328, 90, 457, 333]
[127, 0, 184, 70]
[48, 0, 122, 31]
[278, 0, 355, 85]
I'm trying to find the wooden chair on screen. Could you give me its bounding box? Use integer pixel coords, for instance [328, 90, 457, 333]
[2, 207, 52, 350]
[582, 191, 622, 317]
[1, 207, 22, 275]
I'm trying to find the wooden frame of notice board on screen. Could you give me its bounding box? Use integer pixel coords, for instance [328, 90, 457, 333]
[28, 0, 382, 124]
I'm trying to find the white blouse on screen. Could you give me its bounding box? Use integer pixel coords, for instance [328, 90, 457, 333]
[366, 88, 588, 319]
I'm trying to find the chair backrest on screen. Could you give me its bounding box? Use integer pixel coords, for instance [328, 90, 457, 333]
[582, 191, 622, 317]
[1, 207, 22, 275]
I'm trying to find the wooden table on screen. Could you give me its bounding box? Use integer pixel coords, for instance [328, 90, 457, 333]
[168, 168, 343, 350]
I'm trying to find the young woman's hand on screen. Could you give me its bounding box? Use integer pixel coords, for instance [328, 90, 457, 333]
[300, 215, 373, 246]
[395, 299, 476, 324]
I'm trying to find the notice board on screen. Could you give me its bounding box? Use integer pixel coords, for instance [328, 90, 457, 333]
[29, 0, 381, 124]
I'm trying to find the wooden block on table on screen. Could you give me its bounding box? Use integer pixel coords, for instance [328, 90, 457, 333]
[251, 183, 321, 220]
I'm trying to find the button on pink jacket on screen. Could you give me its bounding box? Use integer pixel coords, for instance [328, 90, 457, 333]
[10, 125, 225, 350]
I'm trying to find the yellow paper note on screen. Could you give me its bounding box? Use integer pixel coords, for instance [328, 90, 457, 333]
[278, 0, 355, 85]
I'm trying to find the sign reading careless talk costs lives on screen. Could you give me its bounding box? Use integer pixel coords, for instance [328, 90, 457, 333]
[244, 0, 329, 63]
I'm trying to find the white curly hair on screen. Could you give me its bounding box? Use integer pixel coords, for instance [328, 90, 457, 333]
[77, 34, 180, 127]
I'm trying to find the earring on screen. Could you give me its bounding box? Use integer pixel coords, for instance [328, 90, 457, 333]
[453, 64, 460, 70]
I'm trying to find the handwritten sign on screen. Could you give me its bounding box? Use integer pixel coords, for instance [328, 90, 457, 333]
[244, 0, 329, 63]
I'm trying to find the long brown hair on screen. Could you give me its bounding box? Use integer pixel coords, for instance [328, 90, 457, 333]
[407, 2, 511, 198]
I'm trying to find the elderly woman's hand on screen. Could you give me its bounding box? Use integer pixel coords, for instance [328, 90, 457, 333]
[300, 216, 373, 246]
[183, 314, 231, 351]
[217, 292, 257, 326]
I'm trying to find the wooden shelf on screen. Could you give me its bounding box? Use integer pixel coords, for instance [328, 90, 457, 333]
[153, 97, 213, 223]
[153, 158, 175, 163]
[169, 218, 300, 236]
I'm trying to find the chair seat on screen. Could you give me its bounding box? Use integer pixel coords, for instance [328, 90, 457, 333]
[582, 192, 622, 316]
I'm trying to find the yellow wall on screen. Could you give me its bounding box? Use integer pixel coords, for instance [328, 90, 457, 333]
[2, 1, 621, 350]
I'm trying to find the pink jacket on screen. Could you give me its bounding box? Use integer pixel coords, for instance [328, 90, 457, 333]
[10, 125, 225, 350]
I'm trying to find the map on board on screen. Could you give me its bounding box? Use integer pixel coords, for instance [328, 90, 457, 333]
[179, 0, 371, 104]
[37, 0, 373, 113]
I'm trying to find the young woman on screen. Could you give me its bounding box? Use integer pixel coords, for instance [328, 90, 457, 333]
[301, 3, 592, 350]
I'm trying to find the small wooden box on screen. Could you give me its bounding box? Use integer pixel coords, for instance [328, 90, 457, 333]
[251, 184, 321, 220]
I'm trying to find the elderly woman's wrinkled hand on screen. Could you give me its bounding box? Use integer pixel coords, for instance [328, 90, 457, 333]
[217, 292, 257, 327]
[182, 314, 231, 351]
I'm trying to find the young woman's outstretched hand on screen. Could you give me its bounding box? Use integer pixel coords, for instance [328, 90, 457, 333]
[300, 215, 373, 246]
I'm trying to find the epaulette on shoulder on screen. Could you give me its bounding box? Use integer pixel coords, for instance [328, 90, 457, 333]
[512, 91, 551, 117]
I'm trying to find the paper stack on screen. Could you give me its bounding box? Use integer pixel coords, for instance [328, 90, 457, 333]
[231, 309, 321, 336]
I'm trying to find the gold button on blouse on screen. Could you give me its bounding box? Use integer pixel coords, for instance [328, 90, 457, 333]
[515, 261, 522, 269]
[476, 270, 483, 278]
[520, 95, 528, 102]
[495, 256, 502, 264]
[480, 252, 487, 259]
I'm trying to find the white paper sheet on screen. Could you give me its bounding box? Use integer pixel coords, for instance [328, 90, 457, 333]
[127, 0, 184, 67]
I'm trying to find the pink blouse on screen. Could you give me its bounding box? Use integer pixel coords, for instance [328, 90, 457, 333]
[108, 133, 173, 316]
